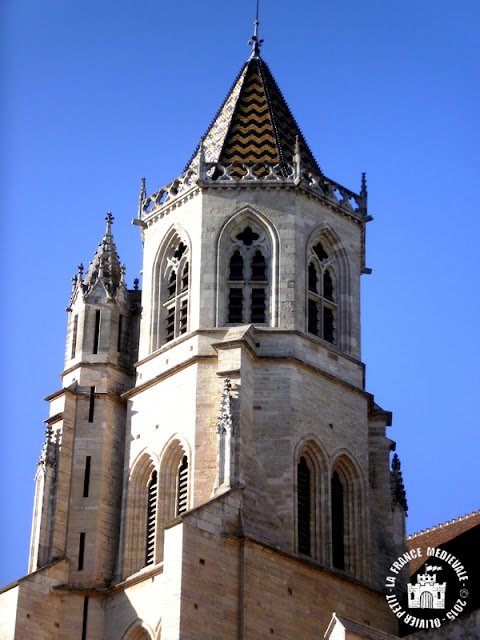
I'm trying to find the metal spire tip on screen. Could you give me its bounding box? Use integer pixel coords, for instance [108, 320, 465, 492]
[248, 0, 263, 58]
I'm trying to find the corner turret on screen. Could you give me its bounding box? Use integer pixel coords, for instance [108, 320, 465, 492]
[65, 213, 140, 372]
[28, 214, 141, 588]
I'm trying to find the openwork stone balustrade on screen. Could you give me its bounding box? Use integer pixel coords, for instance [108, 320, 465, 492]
[141, 161, 367, 219]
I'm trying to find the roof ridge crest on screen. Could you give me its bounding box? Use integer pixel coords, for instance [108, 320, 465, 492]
[256, 58, 284, 164]
[406, 509, 480, 539]
[183, 62, 249, 172]
[258, 58, 322, 175]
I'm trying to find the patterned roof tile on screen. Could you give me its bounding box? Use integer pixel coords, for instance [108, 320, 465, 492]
[185, 57, 322, 178]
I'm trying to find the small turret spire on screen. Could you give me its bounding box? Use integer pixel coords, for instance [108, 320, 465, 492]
[105, 211, 114, 235]
[79, 213, 124, 300]
[360, 172, 368, 217]
[391, 453, 408, 514]
[248, 0, 263, 59]
[360, 172, 367, 197]
[198, 137, 206, 180]
[138, 178, 146, 219]
[294, 135, 302, 181]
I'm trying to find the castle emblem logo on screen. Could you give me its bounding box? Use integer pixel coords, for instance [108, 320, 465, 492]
[385, 546, 470, 630]
[407, 565, 446, 609]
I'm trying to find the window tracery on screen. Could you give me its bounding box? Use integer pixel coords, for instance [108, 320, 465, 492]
[226, 224, 270, 325]
[151, 233, 190, 351]
[164, 241, 189, 342]
[307, 240, 336, 344]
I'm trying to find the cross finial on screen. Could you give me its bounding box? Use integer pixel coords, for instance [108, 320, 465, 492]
[248, 0, 263, 59]
[105, 212, 114, 235]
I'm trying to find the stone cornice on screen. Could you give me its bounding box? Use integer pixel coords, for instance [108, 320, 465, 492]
[134, 328, 225, 368]
[128, 328, 368, 401]
[61, 360, 135, 380]
[44, 386, 126, 406]
[216, 354, 368, 399]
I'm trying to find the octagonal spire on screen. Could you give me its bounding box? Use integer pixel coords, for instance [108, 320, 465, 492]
[185, 57, 322, 178]
[81, 212, 125, 298]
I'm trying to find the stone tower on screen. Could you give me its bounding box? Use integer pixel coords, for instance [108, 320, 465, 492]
[28, 213, 141, 585]
[0, 27, 407, 640]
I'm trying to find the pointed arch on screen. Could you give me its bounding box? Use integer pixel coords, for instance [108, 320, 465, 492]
[153, 616, 162, 640]
[129, 448, 160, 482]
[121, 619, 154, 640]
[158, 436, 191, 521]
[306, 226, 352, 353]
[155, 436, 192, 562]
[216, 207, 279, 327]
[329, 450, 367, 579]
[150, 226, 192, 352]
[294, 436, 328, 563]
[124, 450, 159, 576]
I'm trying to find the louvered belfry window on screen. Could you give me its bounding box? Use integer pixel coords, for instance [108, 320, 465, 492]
[297, 456, 311, 556]
[307, 241, 336, 344]
[164, 241, 189, 343]
[227, 225, 269, 325]
[177, 456, 188, 515]
[145, 470, 157, 566]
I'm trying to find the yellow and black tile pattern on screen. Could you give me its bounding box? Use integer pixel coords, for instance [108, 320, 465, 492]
[258, 60, 321, 176]
[186, 58, 322, 179]
[220, 65, 280, 168]
[218, 59, 321, 178]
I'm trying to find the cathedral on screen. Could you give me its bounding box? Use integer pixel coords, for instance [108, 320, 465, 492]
[0, 19, 409, 640]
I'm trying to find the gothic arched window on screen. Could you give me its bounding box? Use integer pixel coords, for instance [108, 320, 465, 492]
[145, 470, 158, 566]
[329, 457, 365, 578]
[307, 241, 336, 344]
[123, 624, 154, 640]
[297, 456, 312, 556]
[124, 443, 191, 576]
[164, 241, 189, 342]
[331, 470, 345, 570]
[157, 440, 190, 534]
[295, 442, 327, 563]
[226, 225, 270, 325]
[124, 453, 158, 576]
[151, 233, 190, 351]
[177, 455, 188, 515]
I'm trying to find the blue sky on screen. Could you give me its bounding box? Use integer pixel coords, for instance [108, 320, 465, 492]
[1, 0, 479, 586]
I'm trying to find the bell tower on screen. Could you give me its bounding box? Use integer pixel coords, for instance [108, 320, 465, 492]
[112, 28, 406, 636]
[1, 17, 407, 640]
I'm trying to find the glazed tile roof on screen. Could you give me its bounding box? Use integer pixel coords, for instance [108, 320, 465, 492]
[185, 57, 322, 177]
[407, 509, 480, 574]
